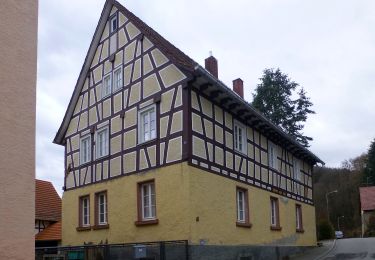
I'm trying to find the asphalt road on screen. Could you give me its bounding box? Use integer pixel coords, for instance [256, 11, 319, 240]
[322, 237, 375, 260]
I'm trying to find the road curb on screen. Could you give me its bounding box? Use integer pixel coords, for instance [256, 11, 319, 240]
[314, 239, 337, 260]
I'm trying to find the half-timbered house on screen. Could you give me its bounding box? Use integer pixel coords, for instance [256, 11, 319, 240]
[54, 0, 323, 256]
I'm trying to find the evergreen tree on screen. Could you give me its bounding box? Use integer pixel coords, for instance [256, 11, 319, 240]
[363, 139, 375, 186]
[252, 68, 315, 147]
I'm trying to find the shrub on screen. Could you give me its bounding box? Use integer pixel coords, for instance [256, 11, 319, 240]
[365, 213, 375, 237]
[317, 220, 334, 240]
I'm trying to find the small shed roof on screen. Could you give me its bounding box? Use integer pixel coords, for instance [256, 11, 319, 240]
[359, 186, 375, 211]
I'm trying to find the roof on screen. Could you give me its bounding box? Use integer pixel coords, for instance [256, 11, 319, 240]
[53, 0, 323, 165]
[35, 221, 61, 241]
[359, 186, 375, 211]
[36, 179, 61, 221]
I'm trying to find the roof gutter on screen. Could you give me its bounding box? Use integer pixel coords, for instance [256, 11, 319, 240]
[194, 64, 324, 165]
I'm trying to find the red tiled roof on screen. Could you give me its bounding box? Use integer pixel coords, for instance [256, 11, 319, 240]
[35, 179, 62, 221]
[359, 186, 375, 211]
[114, 1, 196, 72]
[35, 221, 61, 241]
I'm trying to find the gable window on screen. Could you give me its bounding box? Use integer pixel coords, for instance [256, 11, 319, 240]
[80, 135, 91, 165]
[113, 66, 123, 92]
[296, 204, 304, 232]
[270, 197, 281, 230]
[236, 187, 251, 228]
[96, 127, 109, 159]
[102, 73, 112, 98]
[95, 191, 108, 226]
[268, 142, 277, 170]
[110, 15, 118, 33]
[234, 121, 247, 154]
[80, 196, 90, 227]
[138, 105, 157, 144]
[293, 158, 301, 181]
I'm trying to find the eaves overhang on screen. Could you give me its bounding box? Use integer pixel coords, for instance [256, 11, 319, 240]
[193, 65, 324, 165]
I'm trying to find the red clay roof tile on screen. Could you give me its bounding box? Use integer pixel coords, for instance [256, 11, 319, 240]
[359, 186, 375, 211]
[35, 221, 61, 241]
[35, 179, 61, 221]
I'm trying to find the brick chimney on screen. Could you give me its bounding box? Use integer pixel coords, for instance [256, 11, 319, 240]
[205, 55, 218, 78]
[233, 78, 244, 98]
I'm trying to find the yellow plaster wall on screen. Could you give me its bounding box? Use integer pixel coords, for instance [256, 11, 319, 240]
[62, 163, 191, 246]
[62, 163, 316, 247]
[187, 165, 317, 246]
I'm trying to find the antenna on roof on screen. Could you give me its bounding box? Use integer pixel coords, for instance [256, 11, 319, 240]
[209, 50, 213, 57]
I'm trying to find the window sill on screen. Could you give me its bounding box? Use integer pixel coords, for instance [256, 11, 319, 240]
[101, 94, 111, 101]
[95, 154, 110, 161]
[76, 226, 91, 232]
[79, 161, 91, 167]
[236, 222, 252, 228]
[134, 219, 159, 226]
[138, 139, 157, 148]
[234, 149, 247, 157]
[92, 224, 109, 230]
[270, 226, 282, 231]
[112, 87, 122, 95]
[296, 228, 305, 233]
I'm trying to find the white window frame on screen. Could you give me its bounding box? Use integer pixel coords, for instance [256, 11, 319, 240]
[82, 197, 90, 227]
[98, 193, 107, 225]
[80, 135, 91, 165]
[138, 104, 157, 144]
[110, 15, 118, 33]
[236, 189, 246, 223]
[268, 142, 278, 170]
[234, 120, 247, 154]
[102, 73, 112, 99]
[296, 205, 302, 230]
[112, 66, 123, 93]
[141, 182, 156, 220]
[96, 126, 109, 159]
[270, 198, 278, 227]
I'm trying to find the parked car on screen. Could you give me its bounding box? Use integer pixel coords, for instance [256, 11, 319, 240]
[335, 231, 344, 239]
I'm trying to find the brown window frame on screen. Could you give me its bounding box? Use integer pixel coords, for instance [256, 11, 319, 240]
[93, 190, 109, 230]
[236, 187, 252, 228]
[77, 194, 91, 231]
[135, 179, 159, 226]
[296, 204, 304, 233]
[270, 197, 281, 231]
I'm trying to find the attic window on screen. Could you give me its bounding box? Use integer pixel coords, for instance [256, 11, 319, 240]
[110, 15, 118, 33]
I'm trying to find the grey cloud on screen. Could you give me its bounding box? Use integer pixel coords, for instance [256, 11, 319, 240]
[37, 0, 375, 192]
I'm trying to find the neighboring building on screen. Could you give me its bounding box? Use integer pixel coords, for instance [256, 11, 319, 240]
[359, 186, 375, 237]
[0, 0, 38, 259]
[35, 180, 62, 247]
[54, 0, 323, 257]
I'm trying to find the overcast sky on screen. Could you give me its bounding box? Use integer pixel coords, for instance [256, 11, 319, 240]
[37, 0, 375, 193]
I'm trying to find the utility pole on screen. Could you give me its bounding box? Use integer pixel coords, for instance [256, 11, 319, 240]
[337, 215, 344, 230]
[326, 190, 338, 222]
